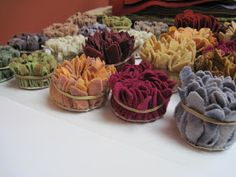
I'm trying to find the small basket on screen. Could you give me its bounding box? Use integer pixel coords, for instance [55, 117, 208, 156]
[106, 55, 135, 71]
[175, 102, 236, 151]
[0, 65, 14, 83]
[15, 73, 53, 89]
[111, 95, 165, 123]
[50, 81, 110, 112]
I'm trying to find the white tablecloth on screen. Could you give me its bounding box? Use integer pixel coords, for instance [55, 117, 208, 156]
[0, 76, 235, 177]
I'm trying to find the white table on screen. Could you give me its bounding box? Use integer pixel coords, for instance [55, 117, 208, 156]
[0, 76, 235, 177]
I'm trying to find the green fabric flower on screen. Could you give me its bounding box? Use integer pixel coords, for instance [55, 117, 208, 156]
[9, 51, 57, 89]
[0, 45, 20, 82]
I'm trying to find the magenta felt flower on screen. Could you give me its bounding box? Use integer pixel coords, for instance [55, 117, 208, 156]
[203, 40, 236, 56]
[109, 62, 176, 123]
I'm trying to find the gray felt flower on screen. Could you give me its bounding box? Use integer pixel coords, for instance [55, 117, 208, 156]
[175, 66, 236, 150]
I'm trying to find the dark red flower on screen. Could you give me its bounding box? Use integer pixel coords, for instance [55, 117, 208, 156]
[84, 30, 135, 68]
[109, 62, 176, 122]
[175, 10, 220, 32]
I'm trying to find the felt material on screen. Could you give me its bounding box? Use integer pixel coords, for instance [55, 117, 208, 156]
[45, 35, 86, 62]
[112, 0, 219, 16]
[194, 47, 236, 82]
[203, 41, 236, 57]
[43, 12, 96, 38]
[175, 66, 236, 150]
[79, 23, 110, 37]
[168, 27, 217, 53]
[120, 29, 152, 54]
[50, 54, 116, 111]
[174, 10, 221, 32]
[0, 45, 20, 82]
[84, 30, 135, 69]
[133, 21, 168, 38]
[102, 15, 132, 30]
[140, 34, 196, 73]
[8, 33, 48, 52]
[218, 21, 236, 42]
[43, 23, 79, 38]
[9, 51, 57, 88]
[109, 62, 176, 122]
[66, 12, 97, 28]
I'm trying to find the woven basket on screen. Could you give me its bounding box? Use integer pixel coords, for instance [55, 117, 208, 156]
[50, 81, 110, 112]
[0, 65, 14, 83]
[15, 73, 52, 89]
[175, 102, 236, 151]
[110, 95, 165, 123]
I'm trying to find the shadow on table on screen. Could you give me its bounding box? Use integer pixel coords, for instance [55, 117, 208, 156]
[99, 100, 130, 125]
[4, 78, 19, 89]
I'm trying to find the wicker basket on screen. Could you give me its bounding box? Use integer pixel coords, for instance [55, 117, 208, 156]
[0, 65, 14, 83]
[15, 73, 53, 89]
[50, 81, 110, 112]
[175, 102, 236, 151]
[111, 94, 166, 123]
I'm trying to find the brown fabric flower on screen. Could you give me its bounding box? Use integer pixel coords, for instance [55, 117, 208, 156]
[194, 49, 236, 81]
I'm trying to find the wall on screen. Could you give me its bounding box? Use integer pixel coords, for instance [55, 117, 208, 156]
[0, 0, 108, 44]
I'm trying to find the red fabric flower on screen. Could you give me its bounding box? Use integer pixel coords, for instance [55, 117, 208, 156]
[174, 10, 220, 32]
[109, 62, 176, 122]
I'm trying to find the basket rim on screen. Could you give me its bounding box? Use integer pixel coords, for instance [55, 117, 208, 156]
[112, 95, 164, 114]
[111, 105, 162, 123]
[51, 96, 107, 112]
[52, 81, 110, 101]
[15, 72, 53, 80]
[181, 134, 230, 151]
